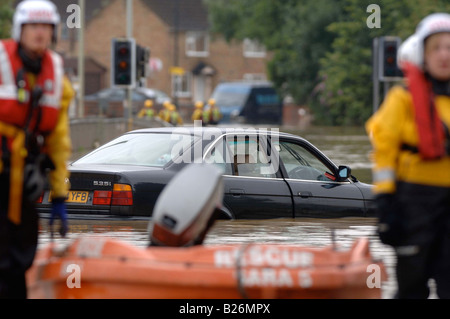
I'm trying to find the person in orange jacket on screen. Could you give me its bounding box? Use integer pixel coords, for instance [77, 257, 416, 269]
[0, 0, 74, 299]
[366, 13, 450, 298]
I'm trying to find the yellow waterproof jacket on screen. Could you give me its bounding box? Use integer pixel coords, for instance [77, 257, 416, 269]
[366, 85, 450, 194]
[45, 75, 74, 198]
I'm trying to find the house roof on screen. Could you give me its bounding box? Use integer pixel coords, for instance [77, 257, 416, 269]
[14, 0, 209, 31]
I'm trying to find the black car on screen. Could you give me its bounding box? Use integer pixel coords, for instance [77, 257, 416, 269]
[37, 127, 375, 219]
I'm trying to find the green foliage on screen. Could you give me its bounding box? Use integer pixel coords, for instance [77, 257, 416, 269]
[0, 0, 13, 39]
[205, 0, 450, 126]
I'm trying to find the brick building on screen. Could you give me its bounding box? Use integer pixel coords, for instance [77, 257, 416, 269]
[39, 0, 272, 113]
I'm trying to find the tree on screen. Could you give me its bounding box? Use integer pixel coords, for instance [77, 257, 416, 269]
[316, 0, 450, 125]
[0, 0, 13, 39]
[205, 0, 450, 125]
[205, 0, 342, 105]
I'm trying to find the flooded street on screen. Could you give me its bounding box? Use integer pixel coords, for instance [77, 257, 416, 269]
[38, 126, 402, 299]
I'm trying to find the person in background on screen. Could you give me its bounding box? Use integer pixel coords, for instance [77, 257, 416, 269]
[158, 101, 171, 123]
[0, 0, 74, 299]
[138, 99, 155, 120]
[203, 99, 222, 125]
[169, 104, 183, 126]
[191, 101, 204, 123]
[366, 13, 450, 299]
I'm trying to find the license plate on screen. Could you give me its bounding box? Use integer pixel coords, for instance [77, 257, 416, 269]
[49, 191, 89, 204]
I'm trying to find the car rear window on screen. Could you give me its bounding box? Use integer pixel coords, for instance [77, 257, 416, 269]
[74, 133, 195, 167]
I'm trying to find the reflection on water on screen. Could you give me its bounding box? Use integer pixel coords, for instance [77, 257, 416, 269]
[38, 217, 398, 299]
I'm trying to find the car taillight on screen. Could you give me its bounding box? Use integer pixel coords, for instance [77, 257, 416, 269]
[92, 184, 133, 206]
[93, 191, 112, 205]
[112, 184, 133, 206]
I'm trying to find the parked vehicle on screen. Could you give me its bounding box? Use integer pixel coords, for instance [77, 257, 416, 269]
[84, 87, 148, 102]
[210, 82, 283, 125]
[84, 87, 171, 117]
[135, 87, 171, 108]
[36, 127, 375, 219]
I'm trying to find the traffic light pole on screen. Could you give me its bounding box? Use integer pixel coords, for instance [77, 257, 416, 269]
[78, 0, 85, 118]
[126, 0, 133, 131]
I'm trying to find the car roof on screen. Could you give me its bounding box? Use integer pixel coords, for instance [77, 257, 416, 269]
[127, 126, 304, 141]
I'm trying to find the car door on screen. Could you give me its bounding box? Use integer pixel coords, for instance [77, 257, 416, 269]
[273, 137, 366, 218]
[204, 133, 293, 219]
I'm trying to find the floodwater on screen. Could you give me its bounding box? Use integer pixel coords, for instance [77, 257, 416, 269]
[36, 126, 422, 299]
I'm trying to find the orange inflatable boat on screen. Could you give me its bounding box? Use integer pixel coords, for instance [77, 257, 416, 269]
[27, 236, 387, 299]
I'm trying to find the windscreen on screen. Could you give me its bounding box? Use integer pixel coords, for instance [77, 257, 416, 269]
[73, 133, 195, 167]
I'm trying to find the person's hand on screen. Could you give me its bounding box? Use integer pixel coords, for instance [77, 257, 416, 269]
[375, 193, 403, 246]
[50, 198, 68, 237]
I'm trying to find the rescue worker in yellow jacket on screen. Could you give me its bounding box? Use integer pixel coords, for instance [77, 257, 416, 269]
[137, 99, 155, 120]
[203, 99, 222, 125]
[169, 104, 183, 126]
[366, 13, 450, 299]
[158, 101, 171, 123]
[191, 101, 204, 123]
[0, 0, 73, 299]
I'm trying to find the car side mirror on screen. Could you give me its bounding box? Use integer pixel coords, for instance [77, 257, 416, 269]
[337, 166, 351, 181]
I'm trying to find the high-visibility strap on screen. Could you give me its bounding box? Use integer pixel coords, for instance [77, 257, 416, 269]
[0, 42, 15, 86]
[41, 51, 63, 109]
[373, 168, 396, 184]
[0, 84, 17, 99]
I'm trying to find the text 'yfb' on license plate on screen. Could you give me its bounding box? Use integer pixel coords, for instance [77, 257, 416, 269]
[49, 191, 89, 204]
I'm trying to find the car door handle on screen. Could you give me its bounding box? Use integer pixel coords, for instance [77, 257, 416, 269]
[298, 191, 312, 198]
[230, 188, 245, 196]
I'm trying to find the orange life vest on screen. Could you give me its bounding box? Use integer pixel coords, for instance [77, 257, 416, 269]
[403, 62, 447, 159]
[0, 39, 62, 135]
[0, 39, 64, 225]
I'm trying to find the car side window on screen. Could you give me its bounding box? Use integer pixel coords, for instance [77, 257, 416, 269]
[227, 136, 276, 178]
[276, 141, 334, 181]
[204, 138, 233, 175]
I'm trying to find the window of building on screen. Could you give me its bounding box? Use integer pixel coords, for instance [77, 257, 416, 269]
[243, 38, 266, 58]
[172, 72, 192, 98]
[186, 32, 209, 57]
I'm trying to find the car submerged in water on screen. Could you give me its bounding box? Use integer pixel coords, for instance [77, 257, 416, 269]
[36, 127, 375, 219]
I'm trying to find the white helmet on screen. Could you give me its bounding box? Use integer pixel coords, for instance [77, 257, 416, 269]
[415, 12, 450, 69]
[397, 34, 421, 69]
[12, 0, 60, 44]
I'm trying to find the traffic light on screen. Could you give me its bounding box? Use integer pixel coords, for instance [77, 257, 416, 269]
[136, 45, 150, 81]
[111, 38, 136, 87]
[378, 36, 403, 81]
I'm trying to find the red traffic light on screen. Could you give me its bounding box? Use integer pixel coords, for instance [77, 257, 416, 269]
[118, 47, 129, 56]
